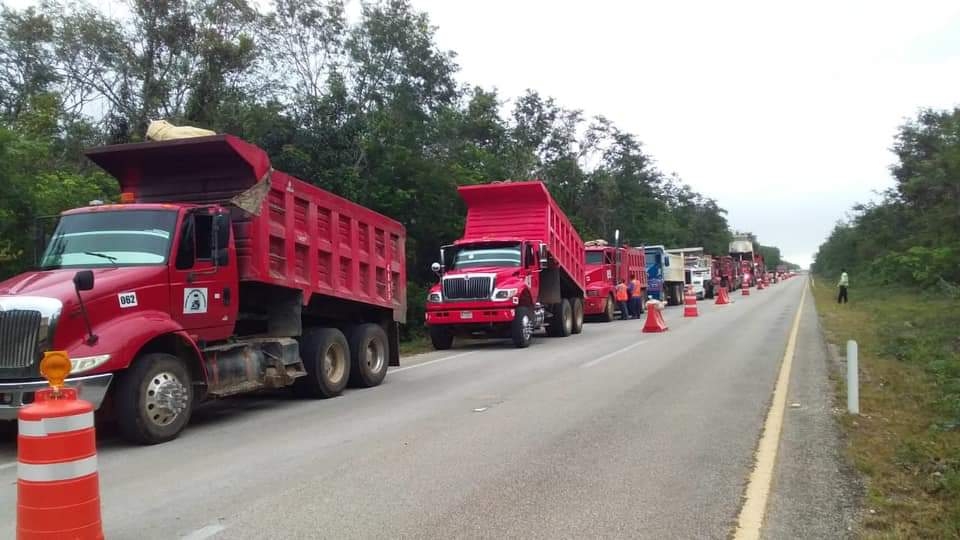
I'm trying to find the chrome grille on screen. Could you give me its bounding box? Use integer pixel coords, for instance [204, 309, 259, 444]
[442, 276, 493, 300]
[0, 309, 42, 369]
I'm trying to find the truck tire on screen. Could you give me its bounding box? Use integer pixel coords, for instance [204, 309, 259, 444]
[601, 295, 615, 322]
[547, 299, 573, 337]
[511, 306, 534, 348]
[115, 352, 193, 445]
[571, 298, 584, 334]
[429, 325, 454, 350]
[348, 323, 389, 388]
[295, 327, 350, 398]
[667, 284, 681, 306]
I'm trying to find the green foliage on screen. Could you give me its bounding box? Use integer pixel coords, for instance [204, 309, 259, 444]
[0, 0, 762, 334]
[814, 107, 960, 289]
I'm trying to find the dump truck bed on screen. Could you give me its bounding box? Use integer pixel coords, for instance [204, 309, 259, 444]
[456, 181, 585, 293]
[85, 135, 407, 321]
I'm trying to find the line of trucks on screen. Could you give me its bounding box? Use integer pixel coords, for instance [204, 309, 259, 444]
[0, 133, 779, 445]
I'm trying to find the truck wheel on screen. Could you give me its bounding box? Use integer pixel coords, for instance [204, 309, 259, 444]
[667, 285, 680, 306]
[548, 299, 573, 337]
[348, 323, 389, 388]
[115, 352, 193, 445]
[511, 306, 534, 348]
[571, 298, 584, 334]
[429, 326, 454, 350]
[295, 327, 350, 398]
[601, 295, 615, 322]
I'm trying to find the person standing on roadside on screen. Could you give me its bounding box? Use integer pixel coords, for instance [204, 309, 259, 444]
[837, 268, 849, 304]
[630, 275, 644, 318]
[615, 280, 630, 320]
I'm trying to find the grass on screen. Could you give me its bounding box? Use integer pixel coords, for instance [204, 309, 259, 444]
[812, 278, 960, 539]
[399, 335, 433, 357]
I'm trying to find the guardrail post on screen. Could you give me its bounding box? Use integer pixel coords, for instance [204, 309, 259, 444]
[847, 340, 859, 415]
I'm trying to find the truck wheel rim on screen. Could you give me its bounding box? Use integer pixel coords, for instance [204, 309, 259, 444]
[564, 306, 572, 333]
[145, 371, 188, 427]
[522, 314, 533, 341]
[366, 338, 385, 374]
[324, 344, 346, 384]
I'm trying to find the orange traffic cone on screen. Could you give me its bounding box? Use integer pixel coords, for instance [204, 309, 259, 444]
[17, 385, 103, 540]
[642, 300, 668, 332]
[716, 286, 731, 305]
[741, 280, 750, 296]
[683, 287, 699, 317]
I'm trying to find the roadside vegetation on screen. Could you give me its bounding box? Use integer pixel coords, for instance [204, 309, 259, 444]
[813, 107, 960, 538]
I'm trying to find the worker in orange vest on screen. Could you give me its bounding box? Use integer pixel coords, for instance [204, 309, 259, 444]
[615, 279, 629, 320]
[629, 275, 644, 318]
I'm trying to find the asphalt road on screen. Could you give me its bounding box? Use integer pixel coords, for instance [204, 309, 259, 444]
[0, 277, 856, 539]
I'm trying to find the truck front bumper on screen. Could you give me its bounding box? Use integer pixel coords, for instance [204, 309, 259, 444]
[426, 307, 516, 325]
[0, 373, 113, 420]
[584, 296, 608, 315]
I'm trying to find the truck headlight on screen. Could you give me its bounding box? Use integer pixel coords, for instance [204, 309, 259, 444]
[70, 354, 111, 374]
[427, 292, 442, 303]
[492, 288, 518, 301]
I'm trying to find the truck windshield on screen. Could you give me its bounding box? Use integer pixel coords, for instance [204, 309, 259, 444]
[40, 210, 178, 269]
[585, 251, 604, 265]
[452, 245, 521, 269]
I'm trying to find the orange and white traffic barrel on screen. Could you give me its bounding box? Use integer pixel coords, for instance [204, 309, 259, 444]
[17, 352, 104, 540]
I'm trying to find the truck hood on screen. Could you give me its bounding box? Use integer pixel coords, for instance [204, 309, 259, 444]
[0, 267, 166, 303]
[443, 267, 521, 280]
[585, 266, 609, 286]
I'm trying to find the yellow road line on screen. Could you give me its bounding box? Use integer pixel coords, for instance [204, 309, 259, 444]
[733, 285, 807, 539]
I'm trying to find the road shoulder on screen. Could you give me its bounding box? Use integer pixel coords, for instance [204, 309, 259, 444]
[762, 284, 862, 539]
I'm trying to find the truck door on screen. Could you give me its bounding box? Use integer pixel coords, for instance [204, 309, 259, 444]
[169, 207, 238, 341]
[524, 242, 541, 299]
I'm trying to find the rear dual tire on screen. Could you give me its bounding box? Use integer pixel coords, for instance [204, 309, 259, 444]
[295, 327, 351, 398]
[547, 298, 573, 337]
[348, 324, 389, 388]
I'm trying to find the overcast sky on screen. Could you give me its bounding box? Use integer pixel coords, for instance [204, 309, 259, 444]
[409, 0, 960, 267]
[7, 0, 960, 267]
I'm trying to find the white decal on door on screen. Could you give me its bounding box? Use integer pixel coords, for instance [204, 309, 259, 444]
[183, 288, 208, 314]
[117, 292, 138, 308]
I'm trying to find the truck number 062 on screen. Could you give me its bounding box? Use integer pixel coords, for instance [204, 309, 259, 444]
[118, 292, 138, 308]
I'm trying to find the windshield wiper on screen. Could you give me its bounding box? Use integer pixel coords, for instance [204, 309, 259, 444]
[83, 251, 119, 266]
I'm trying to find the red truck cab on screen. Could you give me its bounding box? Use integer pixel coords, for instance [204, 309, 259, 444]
[583, 243, 647, 321]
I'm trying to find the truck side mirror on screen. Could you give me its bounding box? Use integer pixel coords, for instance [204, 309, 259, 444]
[73, 270, 94, 292]
[539, 243, 548, 267]
[431, 262, 441, 275]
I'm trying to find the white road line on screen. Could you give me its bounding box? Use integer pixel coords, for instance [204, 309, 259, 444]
[0, 461, 16, 471]
[181, 524, 226, 540]
[733, 285, 808, 539]
[390, 351, 477, 373]
[580, 340, 648, 368]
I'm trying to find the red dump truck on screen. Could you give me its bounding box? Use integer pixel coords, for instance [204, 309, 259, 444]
[0, 135, 406, 444]
[715, 255, 741, 291]
[425, 181, 586, 349]
[584, 241, 646, 321]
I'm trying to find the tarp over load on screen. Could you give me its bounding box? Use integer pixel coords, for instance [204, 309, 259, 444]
[146, 120, 216, 141]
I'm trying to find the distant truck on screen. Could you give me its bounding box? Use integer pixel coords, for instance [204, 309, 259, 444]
[667, 247, 714, 299]
[584, 240, 647, 321]
[729, 233, 756, 287]
[716, 255, 741, 292]
[425, 181, 586, 349]
[644, 245, 685, 306]
[0, 134, 407, 444]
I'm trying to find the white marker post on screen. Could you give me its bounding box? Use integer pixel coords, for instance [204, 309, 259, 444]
[846, 340, 859, 415]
